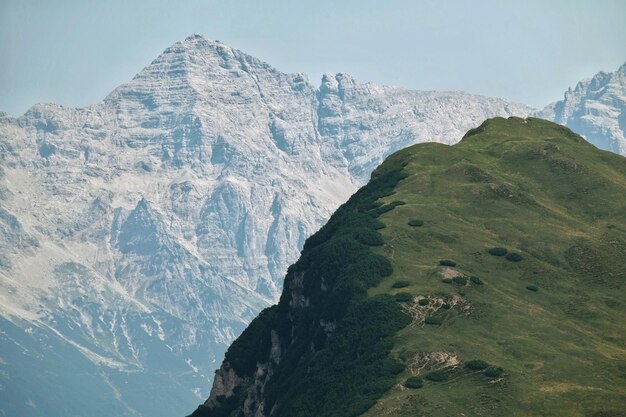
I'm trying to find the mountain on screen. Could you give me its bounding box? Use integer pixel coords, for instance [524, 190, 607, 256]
[190, 117, 626, 417]
[538, 61, 626, 155]
[0, 35, 533, 416]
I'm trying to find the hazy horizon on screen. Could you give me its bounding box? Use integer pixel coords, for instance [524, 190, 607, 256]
[1, 0, 625, 116]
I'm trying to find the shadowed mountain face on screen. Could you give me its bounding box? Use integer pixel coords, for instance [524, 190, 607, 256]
[0, 34, 534, 417]
[191, 117, 626, 417]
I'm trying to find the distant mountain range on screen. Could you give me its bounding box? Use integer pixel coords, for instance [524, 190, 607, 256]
[0, 34, 623, 417]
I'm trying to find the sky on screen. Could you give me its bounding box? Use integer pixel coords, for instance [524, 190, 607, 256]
[1, 0, 625, 116]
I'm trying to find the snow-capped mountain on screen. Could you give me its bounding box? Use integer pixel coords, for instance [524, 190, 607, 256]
[538, 61, 626, 155]
[0, 34, 536, 417]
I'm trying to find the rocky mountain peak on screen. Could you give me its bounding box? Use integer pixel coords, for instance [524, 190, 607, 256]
[536, 60, 626, 155]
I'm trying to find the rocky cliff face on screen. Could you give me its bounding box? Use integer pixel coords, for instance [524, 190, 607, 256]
[537, 61, 626, 155]
[0, 34, 535, 417]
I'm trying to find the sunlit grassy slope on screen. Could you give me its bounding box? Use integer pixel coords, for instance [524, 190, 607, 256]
[363, 117, 626, 417]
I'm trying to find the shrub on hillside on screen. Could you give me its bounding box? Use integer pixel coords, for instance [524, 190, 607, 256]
[372, 204, 395, 217]
[371, 219, 386, 230]
[424, 316, 443, 325]
[505, 252, 523, 262]
[488, 247, 508, 256]
[391, 280, 410, 288]
[404, 376, 423, 389]
[442, 278, 453, 284]
[526, 285, 539, 292]
[465, 360, 489, 371]
[354, 230, 384, 246]
[418, 298, 429, 306]
[452, 276, 468, 286]
[485, 367, 504, 378]
[439, 260, 457, 267]
[408, 219, 424, 227]
[470, 276, 483, 285]
[425, 370, 449, 382]
[441, 303, 451, 310]
[394, 292, 413, 302]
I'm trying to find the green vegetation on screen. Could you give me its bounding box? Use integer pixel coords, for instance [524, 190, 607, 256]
[439, 259, 457, 267]
[418, 298, 429, 306]
[391, 280, 410, 288]
[193, 118, 626, 417]
[408, 219, 424, 227]
[425, 370, 449, 382]
[505, 252, 523, 262]
[362, 118, 626, 417]
[526, 285, 539, 292]
[404, 376, 423, 389]
[452, 276, 468, 285]
[394, 292, 413, 302]
[485, 367, 504, 378]
[424, 316, 443, 325]
[371, 219, 387, 230]
[470, 276, 483, 285]
[465, 360, 490, 371]
[355, 229, 385, 246]
[488, 247, 508, 256]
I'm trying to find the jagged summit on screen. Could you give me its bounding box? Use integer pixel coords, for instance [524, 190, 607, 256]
[536, 60, 626, 155]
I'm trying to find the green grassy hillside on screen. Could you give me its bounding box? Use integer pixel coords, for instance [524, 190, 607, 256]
[190, 117, 626, 417]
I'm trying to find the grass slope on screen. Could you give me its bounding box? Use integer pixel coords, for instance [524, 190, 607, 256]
[362, 117, 626, 417]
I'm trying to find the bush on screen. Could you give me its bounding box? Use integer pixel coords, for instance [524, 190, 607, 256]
[392, 200, 406, 206]
[441, 303, 451, 310]
[441, 278, 453, 284]
[485, 367, 504, 378]
[354, 230, 384, 246]
[371, 219, 386, 230]
[425, 370, 449, 382]
[404, 376, 423, 389]
[526, 285, 539, 292]
[439, 260, 457, 267]
[465, 360, 489, 371]
[424, 316, 443, 325]
[372, 203, 397, 216]
[488, 247, 508, 256]
[470, 276, 483, 285]
[505, 252, 523, 262]
[394, 292, 413, 302]
[418, 298, 429, 306]
[452, 276, 468, 286]
[391, 280, 410, 288]
[408, 219, 424, 227]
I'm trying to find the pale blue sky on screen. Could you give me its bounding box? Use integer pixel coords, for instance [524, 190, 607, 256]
[1, 0, 625, 115]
